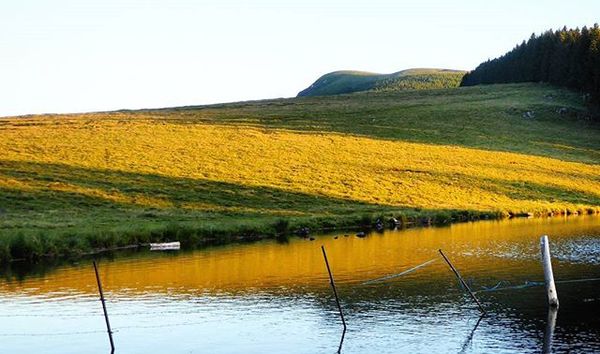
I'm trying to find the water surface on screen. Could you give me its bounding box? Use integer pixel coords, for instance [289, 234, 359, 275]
[1, 216, 599, 353]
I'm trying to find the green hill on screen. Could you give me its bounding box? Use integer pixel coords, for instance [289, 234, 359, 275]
[297, 68, 466, 97]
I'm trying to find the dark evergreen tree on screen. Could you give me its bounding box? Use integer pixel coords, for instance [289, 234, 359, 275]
[461, 24, 600, 117]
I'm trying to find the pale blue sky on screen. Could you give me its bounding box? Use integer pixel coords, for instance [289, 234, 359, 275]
[1, 0, 598, 117]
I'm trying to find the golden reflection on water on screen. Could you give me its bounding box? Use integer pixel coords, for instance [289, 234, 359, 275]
[0, 216, 598, 297]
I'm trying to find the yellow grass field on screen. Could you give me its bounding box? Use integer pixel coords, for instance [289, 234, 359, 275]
[0, 84, 599, 261]
[2, 115, 598, 215]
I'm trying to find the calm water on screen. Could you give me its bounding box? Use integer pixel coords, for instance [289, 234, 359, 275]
[1, 216, 599, 353]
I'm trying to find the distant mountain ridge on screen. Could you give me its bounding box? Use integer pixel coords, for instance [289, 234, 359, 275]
[297, 68, 466, 97]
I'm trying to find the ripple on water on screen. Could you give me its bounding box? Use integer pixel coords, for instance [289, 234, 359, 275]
[461, 242, 537, 261]
[552, 237, 600, 265]
[461, 236, 600, 265]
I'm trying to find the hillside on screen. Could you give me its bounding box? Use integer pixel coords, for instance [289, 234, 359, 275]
[297, 68, 465, 97]
[461, 24, 600, 117]
[0, 83, 599, 261]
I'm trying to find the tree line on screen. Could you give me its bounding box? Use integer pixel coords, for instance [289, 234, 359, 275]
[373, 72, 464, 92]
[461, 24, 600, 111]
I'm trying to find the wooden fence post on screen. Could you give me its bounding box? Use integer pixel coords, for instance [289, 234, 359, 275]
[540, 235, 559, 308]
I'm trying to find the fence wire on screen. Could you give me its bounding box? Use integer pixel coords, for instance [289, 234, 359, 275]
[1, 277, 599, 337]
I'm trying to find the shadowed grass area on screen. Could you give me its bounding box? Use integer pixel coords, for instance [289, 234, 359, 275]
[0, 160, 495, 261]
[0, 83, 598, 262]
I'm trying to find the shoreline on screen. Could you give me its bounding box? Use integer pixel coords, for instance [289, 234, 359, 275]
[3, 207, 598, 265]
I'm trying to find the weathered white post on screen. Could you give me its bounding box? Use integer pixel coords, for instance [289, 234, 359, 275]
[540, 235, 559, 308]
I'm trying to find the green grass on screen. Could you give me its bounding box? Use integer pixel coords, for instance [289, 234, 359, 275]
[178, 83, 598, 163]
[0, 160, 493, 261]
[297, 68, 465, 97]
[0, 83, 598, 262]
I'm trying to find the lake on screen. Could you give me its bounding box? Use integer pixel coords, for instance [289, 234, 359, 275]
[0, 216, 599, 353]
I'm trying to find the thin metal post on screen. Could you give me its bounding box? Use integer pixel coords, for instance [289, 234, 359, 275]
[321, 245, 347, 330]
[93, 261, 115, 353]
[438, 249, 486, 315]
[459, 314, 485, 353]
[337, 328, 347, 354]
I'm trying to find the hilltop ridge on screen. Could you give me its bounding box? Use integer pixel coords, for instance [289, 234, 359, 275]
[297, 68, 465, 97]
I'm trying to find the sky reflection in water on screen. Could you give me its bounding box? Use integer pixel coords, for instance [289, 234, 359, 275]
[0, 216, 599, 353]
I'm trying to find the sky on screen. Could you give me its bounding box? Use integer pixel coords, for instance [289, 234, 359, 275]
[1, 0, 598, 117]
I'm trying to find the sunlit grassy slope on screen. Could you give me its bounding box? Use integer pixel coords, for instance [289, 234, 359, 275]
[297, 68, 465, 97]
[0, 83, 599, 260]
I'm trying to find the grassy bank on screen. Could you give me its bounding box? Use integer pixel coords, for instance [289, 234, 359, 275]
[1, 83, 599, 262]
